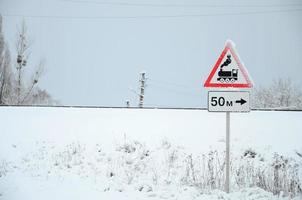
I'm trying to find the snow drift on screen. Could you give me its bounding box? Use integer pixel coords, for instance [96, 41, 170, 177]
[0, 107, 301, 200]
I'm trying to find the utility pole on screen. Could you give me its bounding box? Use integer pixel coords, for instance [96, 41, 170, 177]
[138, 72, 146, 108]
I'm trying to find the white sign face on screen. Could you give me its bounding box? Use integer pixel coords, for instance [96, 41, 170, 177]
[208, 91, 250, 112]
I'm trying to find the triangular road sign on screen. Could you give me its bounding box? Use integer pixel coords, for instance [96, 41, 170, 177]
[204, 40, 253, 88]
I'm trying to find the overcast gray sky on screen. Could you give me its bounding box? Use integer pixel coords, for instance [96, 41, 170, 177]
[1, 0, 302, 107]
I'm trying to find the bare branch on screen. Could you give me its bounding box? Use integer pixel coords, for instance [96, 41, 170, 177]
[20, 59, 45, 104]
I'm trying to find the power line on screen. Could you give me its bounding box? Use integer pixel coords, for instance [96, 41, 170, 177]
[149, 78, 200, 90]
[60, 0, 302, 8]
[2, 8, 302, 20]
[148, 83, 201, 97]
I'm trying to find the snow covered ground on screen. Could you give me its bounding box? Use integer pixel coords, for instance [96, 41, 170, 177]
[0, 107, 301, 200]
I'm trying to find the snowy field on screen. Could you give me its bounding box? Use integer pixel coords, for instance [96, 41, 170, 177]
[0, 107, 301, 200]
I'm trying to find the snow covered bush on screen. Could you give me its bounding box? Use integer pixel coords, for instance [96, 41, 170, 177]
[52, 142, 85, 168]
[252, 78, 302, 109]
[0, 159, 10, 178]
[232, 150, 302, 197]
[4, 139, 302, 198]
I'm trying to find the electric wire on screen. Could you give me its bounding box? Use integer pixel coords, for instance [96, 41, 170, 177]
[149, 78, 200, 90]
[2, 8, 302, 20]
[148, 83, 201, 97]
[60, 0, 302, 8]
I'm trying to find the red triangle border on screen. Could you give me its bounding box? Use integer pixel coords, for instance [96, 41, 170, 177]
[204, 41, 253, 88]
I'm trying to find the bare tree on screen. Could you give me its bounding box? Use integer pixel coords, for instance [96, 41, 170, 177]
[0, 16, 56, 105]
[252, 78, 302, 109]
[15, 20, 29, 103]
[0, 15, 14, 104]
[14, 20, 46, 105]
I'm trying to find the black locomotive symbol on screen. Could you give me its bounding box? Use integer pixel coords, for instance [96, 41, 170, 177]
[217, 55, 238, 83]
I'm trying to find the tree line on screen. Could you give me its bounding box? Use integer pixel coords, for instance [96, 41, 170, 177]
[252, 78, 302, 110]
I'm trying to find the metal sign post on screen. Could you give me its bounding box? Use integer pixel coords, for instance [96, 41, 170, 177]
[225, 111, 230, 193]
[203, 40, 253, 193]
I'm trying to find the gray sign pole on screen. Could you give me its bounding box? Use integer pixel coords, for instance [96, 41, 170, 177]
[225, 111, 230, 193]
[204, 40, 253, 194]
[207, 91, 251, 193]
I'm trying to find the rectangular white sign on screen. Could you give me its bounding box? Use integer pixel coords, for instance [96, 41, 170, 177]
[208, 91, 250, 112]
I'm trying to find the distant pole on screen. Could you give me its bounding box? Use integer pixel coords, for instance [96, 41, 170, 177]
[138, 72, 146, 108]
[126, 100, 130, 108]
[0, 15, 2, 32]
[225, 111, 230, 193]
